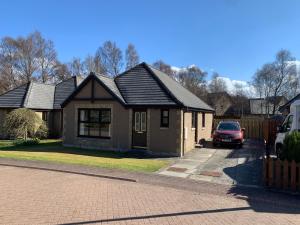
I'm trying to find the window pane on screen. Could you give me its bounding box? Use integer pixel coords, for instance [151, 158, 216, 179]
[163, 110, 169, 117]
[162, 117, 168, 125]
[89, 123, 100, 136]
[100, 124, 110, 137]
[101, 110, 111, 123]
[80, 110, 89, 122]
[135, 112, 140, 132]
[90, 110, 100, 122]
[141, 112, 146, 131]
[79, 123, 89, 136]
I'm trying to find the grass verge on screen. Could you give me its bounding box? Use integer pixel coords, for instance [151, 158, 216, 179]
[0, 140, 169, 172]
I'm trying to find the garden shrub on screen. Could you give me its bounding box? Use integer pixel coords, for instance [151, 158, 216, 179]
[35, 122, 48, 139]
[281, 131, 300, 162]
[4, 108, 48, 140]
[13, 138, 40, 146]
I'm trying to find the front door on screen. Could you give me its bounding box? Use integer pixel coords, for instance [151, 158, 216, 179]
[132, 109, 147, 148]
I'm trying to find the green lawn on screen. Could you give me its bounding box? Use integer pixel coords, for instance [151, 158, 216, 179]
[0, 140, 169, 172]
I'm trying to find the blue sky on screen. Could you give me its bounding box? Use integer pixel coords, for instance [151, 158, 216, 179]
[1, 0, 300, 82]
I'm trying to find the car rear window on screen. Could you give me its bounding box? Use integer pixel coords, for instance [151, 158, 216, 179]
[217, 122, 240, 131]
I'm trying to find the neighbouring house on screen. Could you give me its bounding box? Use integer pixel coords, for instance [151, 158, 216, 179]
[62, 62, 214, 156]
[249, 96, 287, 116]
[0, 76, 82, 138]
[279, 93, 300, 116]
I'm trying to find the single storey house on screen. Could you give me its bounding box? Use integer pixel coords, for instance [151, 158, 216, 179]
[249, 96, 287, 116]
[0, 76, 82, 138]
[62, 62, 214, 156]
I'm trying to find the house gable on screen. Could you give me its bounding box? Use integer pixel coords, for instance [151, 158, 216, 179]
[61, 73, 125, 107]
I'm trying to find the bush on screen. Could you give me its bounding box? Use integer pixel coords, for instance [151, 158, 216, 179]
[35, 122, 48, 139]
[281, 131, 300, 162]
[4, 108, 48, 140]
[13, 138, 40, 146]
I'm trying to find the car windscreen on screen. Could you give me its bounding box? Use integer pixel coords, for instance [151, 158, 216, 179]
[217, 123, 240, 131]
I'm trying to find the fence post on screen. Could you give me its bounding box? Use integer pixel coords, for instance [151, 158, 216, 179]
[263, 157, 267, 185]
[268, 158, 273, 187]
[275, 159, 281, 188]
[283, 160, 289, 189]
[291, 161, 297, 191]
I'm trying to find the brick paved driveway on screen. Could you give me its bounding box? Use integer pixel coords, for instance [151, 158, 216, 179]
[0, 165, 299, 225]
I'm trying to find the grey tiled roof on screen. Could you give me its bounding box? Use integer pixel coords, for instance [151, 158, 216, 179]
[115, 64, 177, 105]
[95, 74, 125, 103]
[0, 84, 29, 108]
[0, 76, 80, 110]
[53, 77, 77, 109]
[63, 63, 214, 111]
[24, 83, 55, 109]
[147, 64, 214, 111]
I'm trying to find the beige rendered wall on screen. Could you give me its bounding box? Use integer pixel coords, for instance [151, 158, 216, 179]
[197, 112, 213, 142]
[147, 108, 182, 156]
[63, 80, 130, 150]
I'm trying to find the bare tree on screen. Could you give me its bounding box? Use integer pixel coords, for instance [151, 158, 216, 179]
[53, 63, 71, 83]
[68, 58, 84, 77]
[152, 60, 175, 77]
[0, 31, 62, 90]
[208, 72, 228, 93]
[13, 32, 42, 83]
[125, 44, 139, 70]
[178, 66, 207, 97]
[252, 49, 298, 115]
[0, 37, 21, 93]
[95, 41, 123, 77]
[84, 54, 106, 74]
[35, 32, 58, 83]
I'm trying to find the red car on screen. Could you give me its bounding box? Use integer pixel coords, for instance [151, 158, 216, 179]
[213, 121, 245, 147]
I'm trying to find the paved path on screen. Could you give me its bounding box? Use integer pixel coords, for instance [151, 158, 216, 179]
[158, 140, 263, 186]
[0, 160, 300, 225]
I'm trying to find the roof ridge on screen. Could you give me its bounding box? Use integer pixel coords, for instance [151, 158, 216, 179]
[30, 81, 56, 87]
[94, 73, 114, 79]
[22, 82, 33, 107]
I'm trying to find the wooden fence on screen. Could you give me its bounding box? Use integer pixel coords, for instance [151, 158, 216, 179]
[263, 157, 300, 192]
[213, 117, 281, 143]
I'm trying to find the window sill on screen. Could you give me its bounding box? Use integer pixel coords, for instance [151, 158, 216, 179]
[160, 127, 169, 130]
[77, 135, 111, 139]
[191, 128, 196, 130]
